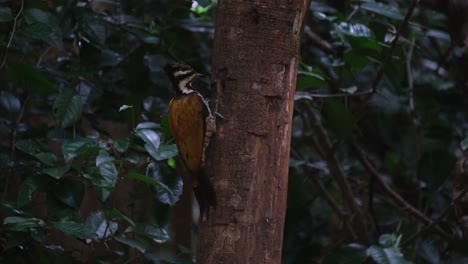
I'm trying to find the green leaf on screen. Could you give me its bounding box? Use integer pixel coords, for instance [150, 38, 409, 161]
[135, 129, 167, 160]
[296, 69, 328, 90]
[126, 223, 169, 243]
[53, 179, 84, 208]
[418, 240, 440, 264]
[0, 91, 21, 113]
[112, 139, 130, 153]
[78, 10, 106, 47]
[324, 244, 367, 264]
[136, 122, 160, 130]
[119, 104, 132, 112]
[34, 152, 58, 166]
[337, 22, 373, 38]
[22, 8, 64, 49]
[3, 217, 46, 232]
[86, 211, 118, 238]
[8, 63, 58, 94]
[43, 165, 70, 179]
[114, 235, 146, 253]
[105, 208, 135, 226]
[146, 162, 182, 205]
[62, 138, 94, 162]
[359, 2, 404, 21]
[17, 176, 50, 208]
[367, 245, 412, 264]
[125, 152, 139, 164]
[15, 139, 39, 155]
[152, 144, 178, 160]
[96, 150, 118, 186]
[53, 88, 83, 128]
[461, 138, 468, 151]
[127, 172, 172, 194]
[53, 220, 97, 240]
[0, 7, 13, 22]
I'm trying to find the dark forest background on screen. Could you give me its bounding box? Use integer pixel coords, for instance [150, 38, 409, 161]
[0, 0, 467, 263]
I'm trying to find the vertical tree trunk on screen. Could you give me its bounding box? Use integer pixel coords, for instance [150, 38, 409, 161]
[197, 1, 310, 263]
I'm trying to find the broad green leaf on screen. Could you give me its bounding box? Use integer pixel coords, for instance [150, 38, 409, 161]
[8, 63, 58, 94]
[78, 10, 106, 47]
[17, 176, 50, 208]
[22, 8, 64, 49]
[15, 139, 38, 155]
[337, 22, 373, 38]
[360, 2, 404, 21]
[0, 91, 21, 113]
[135, 129, 165, 160]
[34, 152, 58, 166]
[105, 208, 135, 226]
[114, 235, 146, 253]
[146, 162, 182, 205]
[125, 152, 139, 164]
[136, 122, 160, 130]
[324, 244, 367, 264]
[3, 217, 46, 232]
[53, 220, 97, 240]
[53, 179, 84, 208]
[125, 223, 169, 243]
[127, 172, 172, 194]
[86, 211, 118, 238]
[367, 245, 412, 264]
[62, 138, 94, 162]
[112, 139, 130, 153]
[96, 150, 118, 184]
[461, 138, 468, 151]
[418, 240, 440, 264]
[43, 165, 70, 179]
[152, 144, 178, 160]
[53, 88, 83, 128]
[0, 7, 13, 22]
[119, 104, 132, 112]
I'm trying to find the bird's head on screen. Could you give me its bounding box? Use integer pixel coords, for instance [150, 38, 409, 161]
[164, 63, 204, 94]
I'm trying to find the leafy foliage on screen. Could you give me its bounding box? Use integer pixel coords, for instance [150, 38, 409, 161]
[0, 0, 213, 263]
[0, 0, 467, 263]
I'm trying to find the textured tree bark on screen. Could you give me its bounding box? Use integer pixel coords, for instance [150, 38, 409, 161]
[197, 1, 310, 263]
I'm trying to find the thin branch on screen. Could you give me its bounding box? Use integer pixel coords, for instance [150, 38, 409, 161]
[352, 0, 421, 123]
[297, 90, 373, 99]
[307, 107, 370, 237]
[402, 186, 468, 247]
[1, 0, 25, 69]
[307, 171, 358, 240]
[368, 0, 420, 96]
[406, 38, 415, 113]
[351, 141, 452, 242]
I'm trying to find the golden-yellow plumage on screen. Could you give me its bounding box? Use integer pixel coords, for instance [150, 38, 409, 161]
[168, 93, 206, 180]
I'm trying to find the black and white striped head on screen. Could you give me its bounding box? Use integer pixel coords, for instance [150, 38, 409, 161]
[164, 63, 203, 95]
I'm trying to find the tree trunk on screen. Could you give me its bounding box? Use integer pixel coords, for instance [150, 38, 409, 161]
[197, 1, 310, 263]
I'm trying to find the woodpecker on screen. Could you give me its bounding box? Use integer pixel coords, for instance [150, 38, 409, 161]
[164, 62, 217, 219]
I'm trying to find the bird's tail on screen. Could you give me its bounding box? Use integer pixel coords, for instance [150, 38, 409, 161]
[193, 170, 217, 220]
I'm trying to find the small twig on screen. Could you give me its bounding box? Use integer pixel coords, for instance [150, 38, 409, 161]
[368, 0, 420, 96]
[36, 46, 52, 67]
[351, 141, 452, 242]
[352, 0, 420, 123]
[297, 90, 373, 99]
[307, 171, 358, 240]
[1, 0, 25, 69]
[307, 107, 370, 237]
[406, 38, 415, 113]
[402, 186, 468, 247]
